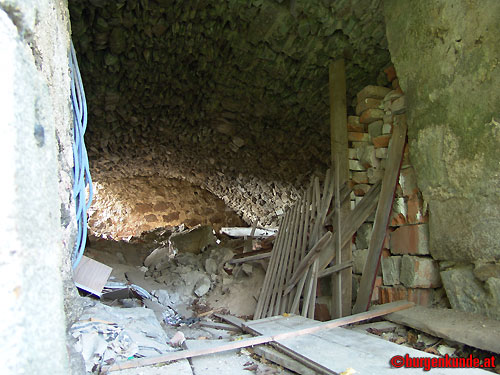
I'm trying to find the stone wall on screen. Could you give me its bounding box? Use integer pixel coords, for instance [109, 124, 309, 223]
[0, 0, 76, 373]
[348, 69, 446, 309]
[89, 176, 246, 239]
[385, 0, 500, 320]
[68, 0, 392, 226]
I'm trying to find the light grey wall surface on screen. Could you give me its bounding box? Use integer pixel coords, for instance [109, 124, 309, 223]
[0, 0, 79, 373]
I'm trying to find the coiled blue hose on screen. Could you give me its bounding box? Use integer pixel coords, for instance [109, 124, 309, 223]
[70, 41, 93, 269]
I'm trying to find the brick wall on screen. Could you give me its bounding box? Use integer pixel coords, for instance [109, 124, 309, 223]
[349, 67, 447, 308]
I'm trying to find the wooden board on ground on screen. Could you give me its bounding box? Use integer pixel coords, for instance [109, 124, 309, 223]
[244, 315, 492, 375]
[382, 305, 500, 354]
[73, 255, 112, 296]
[103, 302, 413, 372]
[253, 345, 317, 375]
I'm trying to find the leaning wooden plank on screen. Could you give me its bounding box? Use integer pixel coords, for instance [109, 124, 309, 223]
[353, 115, 407, 314]
[220, 227, 278, 238]
[214, 313, 245, 329]
[381, 305, 500, 354]
[283, 231, 333, 296]
[268, 205, 297, 317]
[287, 189, 310, 312]
[198, 321, 242, 332]
[329, 59, 351, 319]
[254, 214, 288, 319]
[253, 345, 318, 375]
[279, 197, 303, 314]
[229, 251, 271, 264]
[318, 260, 353, 278]
[317, 181, 381, 270]
[103, 301, 414, 373]
[307, 259, 319, 319]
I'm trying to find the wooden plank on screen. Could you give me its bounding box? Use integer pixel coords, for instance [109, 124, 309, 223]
[245, 311, 491, 375]
[253, 345, 318, 375]
[283, 232, 332, 295]
[382, 305, 500, 354]
[318, 260, 353, 278]
[329, 59, 351, 319]
[317, 181, 381, 270]
[198, 321, 242, 332]
[271, 202, 299, 316]
[104, 301, 414, 373]
[229, 251, 271, 264]
[214, 314, 245, 329]
[287, 188, 310, 312]
[254, 213, 288, 319]
[280, 197, 303, 314]
[353, 115, 407, 314]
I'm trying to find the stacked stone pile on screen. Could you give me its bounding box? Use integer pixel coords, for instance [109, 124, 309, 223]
[349, 67, 445, 307]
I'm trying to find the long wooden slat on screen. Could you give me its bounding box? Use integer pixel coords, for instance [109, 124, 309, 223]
[317, 260, 353, 278]
[229, 252, 271, 264]
[317, 181, 381, 270]
[103, 301, 415, 373]
[278, 198, 302, 314]
[283, 232, 332, 295]
[291, 177, 320, 315]
[254, 212, 289, 319]
[287, 188, 310, 312]
[267, 206, 295, 317]
[353, 115, 408, 314]
[307, 259, 319, 319]
[270, 202, 300, 316]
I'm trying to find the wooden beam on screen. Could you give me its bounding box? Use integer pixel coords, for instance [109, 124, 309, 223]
[229, 250, 271, 264]
[329, 59, 351, 318]
[102, 301, 414, 372]
[317, 181, 381, 270]
[283, 232, 332, 295]
[317, 260, 353, 278]
[353, 115, 407, 314]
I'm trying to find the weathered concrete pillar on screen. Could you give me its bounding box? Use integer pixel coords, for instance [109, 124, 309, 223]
[0, 0, 78, 373]
[384, 0, 500, 319]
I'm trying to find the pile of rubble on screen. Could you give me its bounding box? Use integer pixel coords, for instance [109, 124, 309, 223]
[70, 224, 270, 373]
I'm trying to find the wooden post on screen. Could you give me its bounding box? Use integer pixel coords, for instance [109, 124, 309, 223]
[329, 59, 351, 318]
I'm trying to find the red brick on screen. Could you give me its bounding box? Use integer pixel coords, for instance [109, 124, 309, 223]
[390, 224, 429, 255]
[372, 134, 391, 148]
[353, 184, 371, 196]
[371, 276, 383, 302]
[384, 65, 397, 82]
[360, 108, 384, 124]
[407, 193, 429, 224]
[348, 132, 370, 142]
[390, 212, 407, 227]
[347, 116, 366, 132]
[379, 286, 433, 306]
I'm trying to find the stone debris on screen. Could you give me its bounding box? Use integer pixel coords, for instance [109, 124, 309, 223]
[70, 302, 174, 373]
